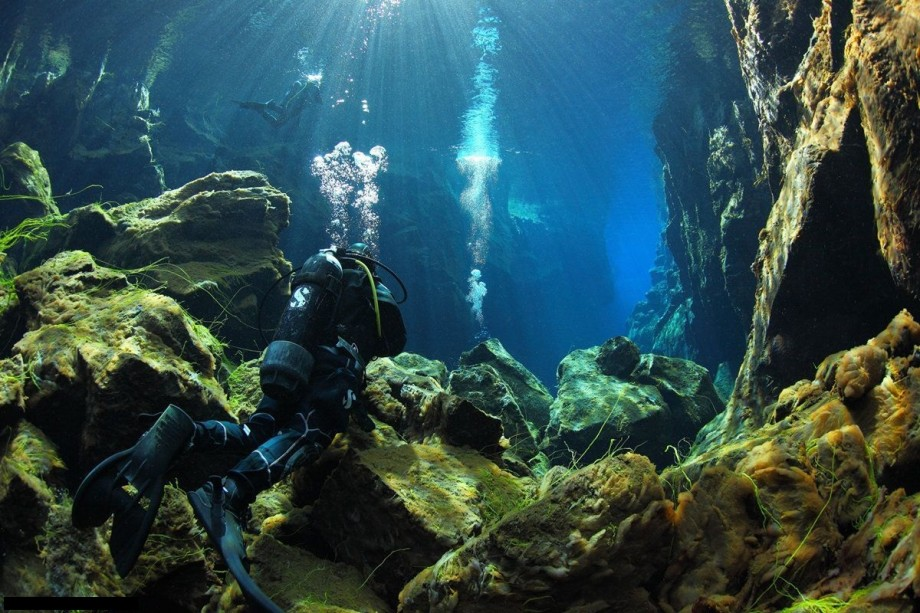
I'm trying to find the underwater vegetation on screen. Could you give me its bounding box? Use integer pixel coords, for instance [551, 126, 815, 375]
[0, 0, 919, 611]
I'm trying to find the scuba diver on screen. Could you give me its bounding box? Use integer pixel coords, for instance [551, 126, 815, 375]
[71, 243, 407, 613]
[235, 77, 322, 127]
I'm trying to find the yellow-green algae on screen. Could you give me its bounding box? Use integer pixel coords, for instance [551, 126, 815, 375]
[218, 534, 393, 613]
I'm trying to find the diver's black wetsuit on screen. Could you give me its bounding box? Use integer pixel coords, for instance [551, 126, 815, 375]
[71, 244, 405, 613]
[192, 246, 406, 505]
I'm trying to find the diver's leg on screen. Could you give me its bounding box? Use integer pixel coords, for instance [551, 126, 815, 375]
[224, 407, 336, 503]
[187, 406, 337, 613]
[192, 396, 285, 452]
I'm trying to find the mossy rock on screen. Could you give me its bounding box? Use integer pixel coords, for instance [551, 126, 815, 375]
[0, 142, 58, 231]
[219, 533, 393, 612]
[458, 338, 553, 429]
[26, 171, 293, 355]
[400, 453, 672, 611]
[11, 250, 231, 473]
[448, 363, 539, 462]
[310, 442, 535, 602]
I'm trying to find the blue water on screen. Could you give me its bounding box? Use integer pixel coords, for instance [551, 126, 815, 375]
[1, 0, 676, 387]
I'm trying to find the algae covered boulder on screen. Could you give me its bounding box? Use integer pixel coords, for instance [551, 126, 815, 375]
[30, 171, 292, 354]
[310, 441, 535, 603]
[448, 362, 540, 463]
[0, 142, 58, 231]
[658, 310, 920, 611]
[221, 533, 394, 612]
[364, 353, 504, 454]
[399, 452, 673, 612]
[542, 339, 723, 469]
[10, 250, 232, 473]
[455, 338, 553, 430]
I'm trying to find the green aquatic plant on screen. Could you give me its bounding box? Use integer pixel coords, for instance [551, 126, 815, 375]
[0, 213, 68, 254]
[476, 465, 536, 527]
[0, 213, 69, 313]
[110, 257, 259, 354]
[774, 576, 847, 612]
[664, 439, 695, 494]
[740, 472, 781, 530]
[357, 547, 410, 591]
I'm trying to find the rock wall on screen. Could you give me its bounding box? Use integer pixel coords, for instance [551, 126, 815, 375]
[638, 0, 920, 441]
[723, 0, 920, 435]
[629, 0, 773, 379]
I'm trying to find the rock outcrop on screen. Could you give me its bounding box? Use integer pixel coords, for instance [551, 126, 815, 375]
[29, 171, 293, 356]
[723, 0, 920, 436]
[0, 142, 58, 231]
[448, 338, 553, 464]
[542, 337, 723, 469]
[399, 453, 672, 612]
[658, 309, 920, 611]
[629, 0, 773, 379]
[2, 250, 232, 473]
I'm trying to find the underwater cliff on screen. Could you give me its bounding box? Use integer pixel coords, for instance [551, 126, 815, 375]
[1, 0, 920, 611]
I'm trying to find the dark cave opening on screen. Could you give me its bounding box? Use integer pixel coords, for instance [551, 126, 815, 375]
[762, 111, 920, 392]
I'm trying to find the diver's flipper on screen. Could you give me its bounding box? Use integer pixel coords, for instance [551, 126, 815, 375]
[71, 404, 195, 576]
[188, 480, 283, 613]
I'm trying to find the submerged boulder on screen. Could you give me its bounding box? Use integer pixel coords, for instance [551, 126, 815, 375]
[455, 338, 553, 430]
[448, 363, 540, 464]
[29, 171, 292, 355]
[542, 338, 723, 469]
[7, 250, 231, 473]
[0, 142, 58, 231]
[660, 309, 920, 610]
[364, 353, 504, 456]
[399, 452, 672, 612]
[310, 441, 535, 604]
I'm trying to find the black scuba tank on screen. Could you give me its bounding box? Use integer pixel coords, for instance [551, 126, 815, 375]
[260, 251, 343, 403]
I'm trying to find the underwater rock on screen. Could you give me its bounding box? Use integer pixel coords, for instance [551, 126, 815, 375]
[630, 0, 772, 378]
[726, 0, 920, 430]
[221, 533, 394, 612]
[0, 142, 58, 230]
[0, 421, 67, 598]
[9, 250, 231, 473]
[631, 353, 724, 435]
[399, 452, 672, 612]
[660, 310, 920, 610]
[30, 171, 292, 356]
[595, 335, 641, 378]
[364, 353, 505, 456]
[628, 252, 695, 362]
[448, 363, 539, 463]
[853, 1, 920, 300]
[0, 421, 65, 549]
[310, 441, 535, 604]
[456, 338, 553, 430]
[542, 341, 723, 469]
[0, 355, 26, 429]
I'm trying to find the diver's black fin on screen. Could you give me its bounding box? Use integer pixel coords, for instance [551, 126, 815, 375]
[71, 404, 195, 576]
[188, 481, 283, 613]
[226, 548, 284, 613]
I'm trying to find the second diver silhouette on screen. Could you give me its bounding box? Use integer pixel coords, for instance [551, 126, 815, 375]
[236, 78, 321, 127]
